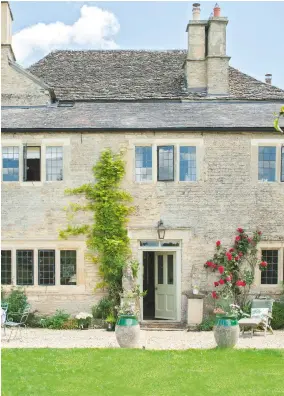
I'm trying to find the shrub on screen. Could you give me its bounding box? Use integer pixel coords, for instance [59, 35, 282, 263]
[271, 302, 284, 330]
[41, 310, 70, 329]
[197, 316, 215, 331]
[62, 319, 79, 330]
[3, 288, 28, 322]
[26, 312, 45, 328]
[92, 297, 115, 319]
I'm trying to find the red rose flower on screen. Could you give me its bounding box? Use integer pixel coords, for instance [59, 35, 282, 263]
[238, 252, 243, 257]
[229, 248, 234, 253]
[258, 231, 262, 235]
[214, 281, 219, 287]
[247, 238, 252, 243]
[216, 240, 221, 247]
[226, 252, 233, 261]
[236, 280, 246, 287]
[226, 276, 232, 282]
[218, 266, 225, 274]
[219, 279, 225, 285]
[235, 236, 241, 242]
[212, 291, 218, 299]
[213, 264, 218, 269]
[260, 261, 267, 267]
[237, 227, 244, 233]
[235, 255, 239, 261]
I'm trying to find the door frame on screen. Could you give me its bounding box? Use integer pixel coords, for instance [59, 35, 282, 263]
[138, 244, 181, 322]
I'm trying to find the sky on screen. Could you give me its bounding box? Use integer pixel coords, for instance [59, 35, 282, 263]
[9, 1, 284, 89]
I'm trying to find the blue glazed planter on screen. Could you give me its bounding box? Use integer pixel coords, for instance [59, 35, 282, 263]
[213, 315, 240, 348]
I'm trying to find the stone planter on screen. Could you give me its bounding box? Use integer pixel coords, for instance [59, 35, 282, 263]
[213, 315, 240, 348]
[115, 315, 140, 348]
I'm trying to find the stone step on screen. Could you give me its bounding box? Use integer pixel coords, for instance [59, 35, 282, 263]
[140, 321, 186, 331]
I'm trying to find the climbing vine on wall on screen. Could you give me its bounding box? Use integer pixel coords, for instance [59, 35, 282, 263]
[59, 149, 134, 305]
[274, 106, 284, 133]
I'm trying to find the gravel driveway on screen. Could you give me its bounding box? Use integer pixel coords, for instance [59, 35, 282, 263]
[2, 329, 284, 349]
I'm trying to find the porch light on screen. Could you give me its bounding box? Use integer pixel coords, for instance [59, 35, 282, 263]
[157, 220, 166, 240]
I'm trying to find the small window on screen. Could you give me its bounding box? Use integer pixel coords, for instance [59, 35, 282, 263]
[24, 146, 41, 182]
[281, 146, 284, 182]
[60, 250, 76, 285]
[167, 255, 174, 285]
[180, 146, 196, 181]
[1, 250, 12, 285]
[16, 250, 34, 285]
[258, 146, 276, 182]
[46, 146, 63, 181]
[2, 146, 19, 181]
[140, 241, 159, 247]
[135, 147, 152, 182]
[261, 250, 278, 285]
[158, 255, 164, 284]
[157, 146, 174, 181]
[38, 250, 55, 285]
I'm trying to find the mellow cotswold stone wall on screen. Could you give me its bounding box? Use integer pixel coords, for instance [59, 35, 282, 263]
[2, 131, 284, 318]
[1, 47, 51, 106]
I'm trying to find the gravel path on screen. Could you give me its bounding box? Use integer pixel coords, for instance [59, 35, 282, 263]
[2, 329, 284, 349]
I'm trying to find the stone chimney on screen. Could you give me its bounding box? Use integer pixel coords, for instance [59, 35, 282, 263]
[185, 3, 230, 96]
[265, 74, 272, 85]
[1, 1, 15, 60]
[185, 3, 207, 92]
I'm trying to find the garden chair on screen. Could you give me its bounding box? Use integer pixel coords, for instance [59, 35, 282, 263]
[4, 304, 31, 342]
[1, 302, 9, 336]
[238, 298, 274, 337]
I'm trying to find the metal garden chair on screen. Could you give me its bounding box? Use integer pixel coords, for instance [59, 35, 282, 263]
[4, 304, 31, 342]
[238, 298, 274, 337]
[1, 302, 9, 336]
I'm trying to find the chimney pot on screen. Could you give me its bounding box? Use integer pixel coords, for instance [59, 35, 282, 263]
[265, 74, 272, 84]
[192, 3, 201, 20]
[213, 3, 221, 17]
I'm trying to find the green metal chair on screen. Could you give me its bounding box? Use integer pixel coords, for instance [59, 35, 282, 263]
[239, 298, 274, 337]
[4, 304, 31, 342]
[1, 302, 9, 335]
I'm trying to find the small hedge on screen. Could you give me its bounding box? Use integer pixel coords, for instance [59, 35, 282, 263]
[271, 302, 284, 330]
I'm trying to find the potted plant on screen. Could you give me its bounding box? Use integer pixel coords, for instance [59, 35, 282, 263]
[106, 313, 116, 331]
[75, 312, 92, 330]
[212, 299, 240, 348]
[115, 298, 140, 348]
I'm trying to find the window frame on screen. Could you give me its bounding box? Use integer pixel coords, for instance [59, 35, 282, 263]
[179, 145, 197, 182]
[1, 250, 12, 285]
[157, 145, 175, 182]
[281, 145, 284, 182]
[135, 146, 153, 183]
[255, 245, 284, 289]
[60, 250, 77, 285]
[2, 146, 20, 182]
[23, 145, 41, 182]
[16, 249, 34, 286]
[258, 146, 277, 182]
[46, 146, 64, 182]
[252, 139, 284, 183]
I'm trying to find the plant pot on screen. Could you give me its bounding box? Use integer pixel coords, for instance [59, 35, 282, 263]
[213, 315, 240, 348]
[115, 315, 140, 348]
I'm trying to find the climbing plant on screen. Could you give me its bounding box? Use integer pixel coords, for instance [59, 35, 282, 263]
[204, 228, 267, 309]
[274, 106, 284, 133]
[59, 149, 134, 307]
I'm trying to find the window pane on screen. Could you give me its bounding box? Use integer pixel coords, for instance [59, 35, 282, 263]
[158, 255, 164, 284]
[161, 241, 180, 247]
[46, 147, 63, 181]
[2, 146, 19, 181]
[158, 146, 174, 181]
[281, 146, 284, 182]
[167, 255, 174, 285]
[38, 250, 55, 285]
[261, 250, 278, 285]
[16, 250, 33, 285]
[25, 146, 41, 181]
[135, 147, 152, 182]
[258, 147, 276, 182]
[60, 250, 76, 285]
[180, 146, 196, 181]
[1, 250, 12, 285]
[140, 241, 159, 247]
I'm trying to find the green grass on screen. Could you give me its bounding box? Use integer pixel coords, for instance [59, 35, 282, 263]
[2, 348, 284, 396]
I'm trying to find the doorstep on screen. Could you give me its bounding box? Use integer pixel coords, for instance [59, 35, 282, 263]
[140, 321, 186, 331]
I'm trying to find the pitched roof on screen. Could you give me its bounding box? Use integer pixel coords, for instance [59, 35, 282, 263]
[2, 102, 284, 130]
[28, 50, 284, 102]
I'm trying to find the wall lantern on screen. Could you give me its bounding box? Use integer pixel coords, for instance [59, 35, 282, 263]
[157, 220, 166, 240]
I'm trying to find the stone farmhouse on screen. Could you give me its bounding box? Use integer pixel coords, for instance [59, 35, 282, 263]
[1, 2, 284, 324]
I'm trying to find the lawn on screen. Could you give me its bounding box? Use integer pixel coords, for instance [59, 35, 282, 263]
[2, 348, 284, 396]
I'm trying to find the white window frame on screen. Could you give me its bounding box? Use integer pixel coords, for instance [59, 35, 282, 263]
[1, 241, 85, 291]
[130, 138, 204, 184]
[254, 243, 284, 289]
[1, 138, 70, 185]
[251, 139, 284, 183]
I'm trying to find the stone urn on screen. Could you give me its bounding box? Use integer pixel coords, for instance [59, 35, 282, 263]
[115, 315, 140, 348]
[213, 315, 240, 348]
